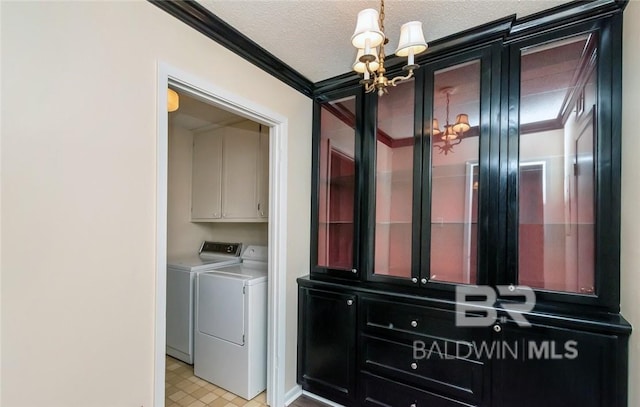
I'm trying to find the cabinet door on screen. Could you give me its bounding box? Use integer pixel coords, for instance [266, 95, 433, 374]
[191, 129, 222, 220]
[298, 287, 357, 406]
[421, 46, 496, 289]
[369, 78, 421, 285]
[312, 91, 361, 278]
[257, 125, 269, 219]
[492, 321, 626, 407]
[506, 21, 620, 309]
[221, 120, 260, 219]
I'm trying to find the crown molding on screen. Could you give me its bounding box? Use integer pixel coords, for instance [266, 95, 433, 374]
[150, 0, 314, 98]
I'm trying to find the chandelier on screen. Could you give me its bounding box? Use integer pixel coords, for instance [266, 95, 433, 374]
[433, 87, 470, 155]
[351, 0, 428, 96]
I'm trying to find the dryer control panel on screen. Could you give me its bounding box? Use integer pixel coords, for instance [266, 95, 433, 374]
[199, 241, 242, 257]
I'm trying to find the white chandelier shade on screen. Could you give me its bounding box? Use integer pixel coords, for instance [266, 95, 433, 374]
[395, 21, 428, 60]
[351, 8, 385, 50]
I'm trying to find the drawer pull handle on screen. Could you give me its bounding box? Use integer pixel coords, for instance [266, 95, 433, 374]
[346, 299, 354, 306]
[410, 362, 418, 370]
[493, 324, 502, 333]
[410, 320, 418, 328]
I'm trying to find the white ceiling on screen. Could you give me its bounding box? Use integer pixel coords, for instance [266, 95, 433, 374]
[198, 0, 573, 83]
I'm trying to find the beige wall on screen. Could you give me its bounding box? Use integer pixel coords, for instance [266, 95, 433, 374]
[0, 2, 311, 406]
[622, 2, 640, 405]
[167, 121, 267, 259]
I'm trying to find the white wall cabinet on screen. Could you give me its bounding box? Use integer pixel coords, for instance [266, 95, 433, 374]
[191, 129, 223, 220]
[257, 124, 269, 219]
[191, 120, 268, 222]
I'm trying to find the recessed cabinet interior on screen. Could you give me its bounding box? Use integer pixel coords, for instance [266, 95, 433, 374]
[191, 120, 268, 222]
[301, 3, 630, 407]
[373, 79, 416, 280]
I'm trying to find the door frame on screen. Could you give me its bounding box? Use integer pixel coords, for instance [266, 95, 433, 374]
[155, 63, 288, 407]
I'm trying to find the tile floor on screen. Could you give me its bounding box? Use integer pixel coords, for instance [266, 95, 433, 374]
[165, 355, 329, 407]
[165, 356, 267, 407]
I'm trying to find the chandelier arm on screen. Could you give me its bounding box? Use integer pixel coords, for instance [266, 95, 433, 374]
[389, 69, 415, 87]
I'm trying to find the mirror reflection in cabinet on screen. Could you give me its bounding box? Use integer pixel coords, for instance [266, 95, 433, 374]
[430, 60, 481, 285]
[518, 33, 597, 295]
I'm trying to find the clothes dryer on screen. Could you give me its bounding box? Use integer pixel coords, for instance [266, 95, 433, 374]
[194, 245, 268, 400]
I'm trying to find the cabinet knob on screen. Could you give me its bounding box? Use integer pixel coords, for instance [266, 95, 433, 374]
[222, 213, 227, 218]
[410, 404, 417, 407]
[213, 212, 218, 217]
[410, 362, 418, 370]
[411, 278, 418, 283]
[410, 320, 418, 328]
[346, 299, 354, 306]
[351, 268, 357, 274]
[421, 278, 427, 284]
[493, 324, 502, 333]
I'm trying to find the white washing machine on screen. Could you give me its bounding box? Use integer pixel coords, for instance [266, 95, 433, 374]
[166, 241, 242, 364]
[194, 245, 268, 400]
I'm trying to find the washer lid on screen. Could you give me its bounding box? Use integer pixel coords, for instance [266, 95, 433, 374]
[207, 265, 267, 285]
[167, 255, 241, 272]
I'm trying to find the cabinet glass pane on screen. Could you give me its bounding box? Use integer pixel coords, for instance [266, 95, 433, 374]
[518, 34, 597, 294]
[430, 60, 481, 284]
[374, 79, 415, 278]
[317, 97, 356, 270]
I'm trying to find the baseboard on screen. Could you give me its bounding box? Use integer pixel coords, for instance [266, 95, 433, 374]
[302, 391, 346, 407]
[284, 385, 303, 406]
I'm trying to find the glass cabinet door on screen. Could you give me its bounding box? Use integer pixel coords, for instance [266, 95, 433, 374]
[314, 95, 359, 276]
[372, 79, 417, 281]
[427, 59, 482, 285]
[515, 33, 598, 294]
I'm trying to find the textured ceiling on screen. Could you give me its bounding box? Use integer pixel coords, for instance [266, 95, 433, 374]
[198, 0, 573, 83]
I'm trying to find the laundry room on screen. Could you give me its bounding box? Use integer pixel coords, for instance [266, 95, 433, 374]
[167, 89, 269, 258]
[165, 87, 270, 407]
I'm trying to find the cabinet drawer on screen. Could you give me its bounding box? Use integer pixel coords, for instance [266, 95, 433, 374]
[361, 335, 485, 404]
[361, 372, 478, 407]
[362, 297, 487, 343]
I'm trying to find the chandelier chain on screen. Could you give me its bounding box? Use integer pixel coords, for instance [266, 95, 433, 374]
[446, 92, 451, 127]
[379, 0, 385, 34]
[378, 0, 386, 68]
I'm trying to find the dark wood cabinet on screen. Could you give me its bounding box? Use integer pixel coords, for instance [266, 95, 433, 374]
[299, 278, 631, 407]
[297, 287, 357, 405]
[492, 317, 629, 407]
[301, 2, 631, 406]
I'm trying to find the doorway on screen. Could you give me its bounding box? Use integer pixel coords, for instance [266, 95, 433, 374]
[156, 63, 289, 407]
